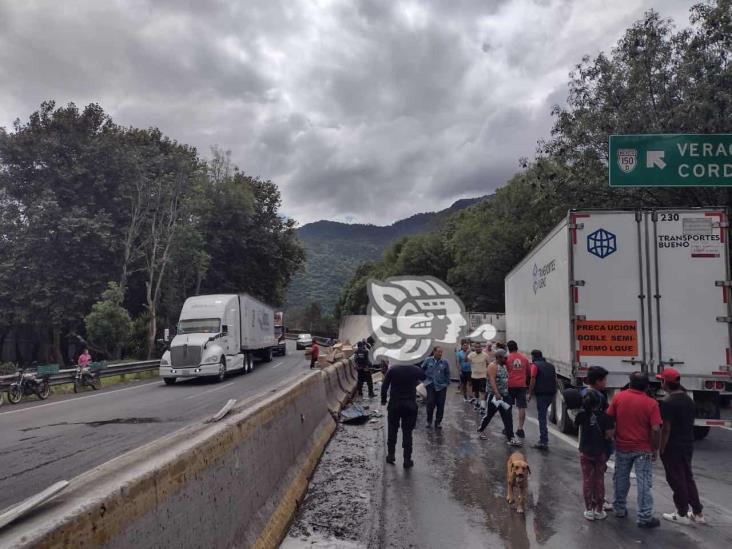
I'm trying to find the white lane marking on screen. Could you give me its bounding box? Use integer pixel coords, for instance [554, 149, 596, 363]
[0, 380, 161, 417]
[271, 361, 284, 369]
[183, 382, 235, 400]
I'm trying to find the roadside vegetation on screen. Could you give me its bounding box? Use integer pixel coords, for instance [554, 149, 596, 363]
[336, 1, 732, 316]
[0, 105, 305, 364]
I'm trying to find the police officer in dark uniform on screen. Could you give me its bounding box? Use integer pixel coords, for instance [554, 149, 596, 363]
[354, 341, 375, 397]
[381, 361, 426, 468]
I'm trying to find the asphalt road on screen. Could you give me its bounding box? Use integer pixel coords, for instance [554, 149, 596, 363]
[0, 341, 309, 511]
[375, 391, 732, 548]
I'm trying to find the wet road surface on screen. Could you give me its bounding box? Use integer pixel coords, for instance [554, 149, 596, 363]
[0, 341, 308, 510]
[376, 391, 732, 548]
[287, 383, 732, 548]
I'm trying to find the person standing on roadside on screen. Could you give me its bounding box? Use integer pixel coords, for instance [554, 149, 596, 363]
[583, 365, 613, 512]
[381, 361, 426, 468]
[309, 339, 319, 369]
[456, 341, 472, 401]
[354, 341, 375, 397]
[657, 368, 706, 526]
[477, 348, 521, 446]
[421, 346, 451, 428]
[607, 372, 662, 528]
[527, 349, 557, 451]
[468, 342, 489, 414]
[575, 389, 613, 521]
[506, 340, 530, 439]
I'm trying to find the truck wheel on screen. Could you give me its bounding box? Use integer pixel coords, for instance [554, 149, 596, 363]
[693, 427, 710, 441]
[163, 377, 176, 385]
[216, 358, 226, 383]
[249, 353, 255, 372]
[693, 396, 720, 441]
[556, 384, 577, 435]
[263, 348, 273, 363]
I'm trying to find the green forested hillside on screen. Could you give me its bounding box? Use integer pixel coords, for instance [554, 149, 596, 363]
[287, 196, 487, 312]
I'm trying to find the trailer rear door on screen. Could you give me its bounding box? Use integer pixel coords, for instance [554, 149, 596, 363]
[650, 209, 731, 380]
[572, 211, 647, 382]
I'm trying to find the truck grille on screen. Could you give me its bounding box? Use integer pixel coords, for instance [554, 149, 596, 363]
[170, 344, 201, 368]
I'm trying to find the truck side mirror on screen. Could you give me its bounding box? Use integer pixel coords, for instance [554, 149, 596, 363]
[221, 324, 229, 334]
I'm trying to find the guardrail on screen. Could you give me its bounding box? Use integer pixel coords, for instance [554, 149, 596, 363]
[0, 360, 160, 390]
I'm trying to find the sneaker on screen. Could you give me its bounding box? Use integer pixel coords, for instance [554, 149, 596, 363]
[637, 517, 661, 529]
[479, 433, 487, 440]
[463, 396, 469, 402]
[516, 429, 526, 439]
[435, 423, 442, 429]
[507, 438, 523, 447]
[593, 510, 607, 520]
[663, 512, 691, 526]
[603, 501, 614, 512]
[615, 510, 627, 519]
[532, 443, 549, 451]
[583, 510, 595, 521]
[403, 459, 414, 469]
[690, 513, 706, 525]
[386, 454, 395, 465]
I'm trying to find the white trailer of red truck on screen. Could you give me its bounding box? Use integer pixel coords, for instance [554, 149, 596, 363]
[505, 208, 731, 439]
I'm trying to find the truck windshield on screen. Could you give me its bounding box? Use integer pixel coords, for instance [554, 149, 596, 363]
[178, 319, 221, 334]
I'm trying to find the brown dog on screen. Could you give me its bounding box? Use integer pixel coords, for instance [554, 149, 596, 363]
[506, 451, 531, 513]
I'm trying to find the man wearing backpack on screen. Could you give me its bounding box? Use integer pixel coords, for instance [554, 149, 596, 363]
[354, 341, 375, 398]
[527, 349, 557, 451]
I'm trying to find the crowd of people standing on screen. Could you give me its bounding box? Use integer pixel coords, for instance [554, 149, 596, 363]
[378, 338, 706, 529]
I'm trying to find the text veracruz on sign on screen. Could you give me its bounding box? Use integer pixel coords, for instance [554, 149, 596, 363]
[576, 320, 638, 356]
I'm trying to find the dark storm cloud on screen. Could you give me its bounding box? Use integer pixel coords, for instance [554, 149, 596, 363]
[0, 0, 695, 224]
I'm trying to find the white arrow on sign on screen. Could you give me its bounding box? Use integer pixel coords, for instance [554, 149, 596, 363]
[647, 150, 666, 169]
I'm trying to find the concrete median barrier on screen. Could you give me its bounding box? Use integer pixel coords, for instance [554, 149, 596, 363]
[0, 363, 357, 549]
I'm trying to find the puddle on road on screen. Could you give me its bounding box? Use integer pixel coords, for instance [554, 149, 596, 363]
[20, 418, 164, 431]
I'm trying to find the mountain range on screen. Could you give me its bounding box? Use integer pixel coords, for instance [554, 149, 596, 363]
[286, 196, 488, 311]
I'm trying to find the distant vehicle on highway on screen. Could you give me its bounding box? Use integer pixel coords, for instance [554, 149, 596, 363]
[159, 294, 277, 385]
[296, 333, 313, 350]
[506, 208, 731, 439]
[274, 311, 287, 356]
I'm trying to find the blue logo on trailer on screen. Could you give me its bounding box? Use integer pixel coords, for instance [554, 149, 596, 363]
[587, 228, 617, 258]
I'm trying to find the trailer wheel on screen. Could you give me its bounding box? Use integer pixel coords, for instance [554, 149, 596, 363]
[263, 347, 273, 363]
[693, 396, 720, 441]
[556, 383, 577, 435]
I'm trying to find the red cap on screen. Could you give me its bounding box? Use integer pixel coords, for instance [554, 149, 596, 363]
[656, 368, 681, 383]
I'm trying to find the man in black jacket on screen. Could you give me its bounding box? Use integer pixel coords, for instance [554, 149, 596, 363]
[354, 341, 375, 397]
[381, 363, 426, 468]
[528, 349, 557, 451]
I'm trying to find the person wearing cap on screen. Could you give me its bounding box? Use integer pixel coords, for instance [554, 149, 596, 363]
[527, 349, 557, 451]
[657, 368, 706, 526]
[477, 348, 521, 446]
[607, 372, 662, 528]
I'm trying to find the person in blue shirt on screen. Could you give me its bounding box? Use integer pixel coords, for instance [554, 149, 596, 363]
[421, 346, 451, 428]
[455, 340, 471, 402]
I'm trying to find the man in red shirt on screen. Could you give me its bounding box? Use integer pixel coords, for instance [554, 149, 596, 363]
[506, 340, 530, 439]
[607, 372, 662, 528]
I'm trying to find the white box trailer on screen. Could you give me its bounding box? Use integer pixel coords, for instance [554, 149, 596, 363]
[505, 208, 732, 438]
[160, 294, 278, 384]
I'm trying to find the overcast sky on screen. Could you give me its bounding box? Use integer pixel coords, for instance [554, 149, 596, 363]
[0, 0, 694, 225]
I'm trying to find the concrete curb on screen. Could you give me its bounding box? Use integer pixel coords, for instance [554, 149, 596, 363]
[0, 364, 357, 549]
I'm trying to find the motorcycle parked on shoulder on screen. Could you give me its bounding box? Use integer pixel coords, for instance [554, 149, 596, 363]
[74, 365, 101, 392]
[7, 368, 51, 404]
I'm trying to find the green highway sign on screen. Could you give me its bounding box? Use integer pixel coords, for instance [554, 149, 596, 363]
[609, 134, 732, 187]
